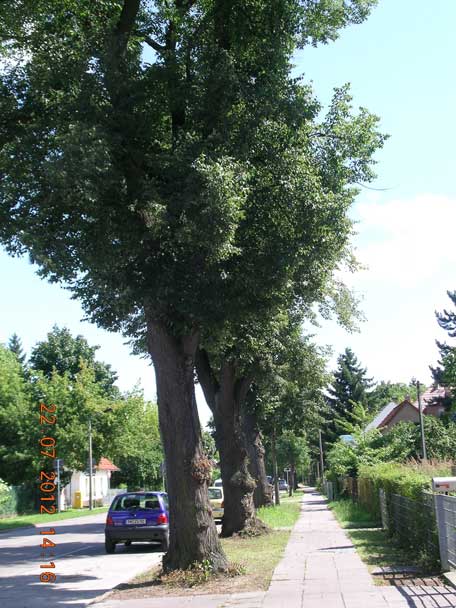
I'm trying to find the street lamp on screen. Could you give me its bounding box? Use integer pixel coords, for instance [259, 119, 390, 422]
[411, 378, 427, 461]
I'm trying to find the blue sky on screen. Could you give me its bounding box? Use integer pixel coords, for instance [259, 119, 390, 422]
[1, 0, 456, 426]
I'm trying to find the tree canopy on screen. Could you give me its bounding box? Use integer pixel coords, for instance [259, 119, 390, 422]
[0, 0, 383, 570]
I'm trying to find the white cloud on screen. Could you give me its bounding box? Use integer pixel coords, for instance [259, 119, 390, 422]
[352, 194, 456, 287]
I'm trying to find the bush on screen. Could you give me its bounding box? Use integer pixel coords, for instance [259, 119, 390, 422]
[357, 461, 447, 569]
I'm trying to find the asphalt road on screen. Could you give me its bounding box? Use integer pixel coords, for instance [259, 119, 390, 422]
[0, 513, 163, 608]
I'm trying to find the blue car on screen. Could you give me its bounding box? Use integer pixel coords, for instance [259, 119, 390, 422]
[105, 491, 169, 554]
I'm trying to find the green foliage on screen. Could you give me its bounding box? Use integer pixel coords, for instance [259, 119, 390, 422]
[326, 428, 387, 479]
[7, 333, 26, 366]
[109, 395, 163, 489]
[325, 348, 374, 442]
[334, 401, 371, 434]
[368, 381, 420, 413]
[0, 345, 34, 484]
[276, 431, 310, 473]
[30, 326, 118, 397]
[0, 2, 385, 345]
[432, 290, 456, 410]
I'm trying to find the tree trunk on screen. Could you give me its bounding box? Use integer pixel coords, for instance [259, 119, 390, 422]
[196, 351, 268, 537]
[289, 464, 295, 497]
[272, 427, 280, 506]
[146, 319, 228, 571]
[242, 409, 273, 508]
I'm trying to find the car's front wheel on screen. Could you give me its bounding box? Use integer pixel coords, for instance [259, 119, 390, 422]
[105, 537, 116, 554]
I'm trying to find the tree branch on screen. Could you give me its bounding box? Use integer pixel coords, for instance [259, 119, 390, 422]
[113, 0, 141, 58]
[144, 36, 166, 54]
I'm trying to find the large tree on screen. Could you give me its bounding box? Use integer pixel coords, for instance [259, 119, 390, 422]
[0, 0, 382, 569]
[30, 326, 119, 397]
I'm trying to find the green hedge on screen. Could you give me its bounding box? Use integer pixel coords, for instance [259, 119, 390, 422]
[0, 480, 36, 517]
[357, 461, 450, 568]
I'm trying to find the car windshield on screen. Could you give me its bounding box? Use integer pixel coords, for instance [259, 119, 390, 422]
[111, 494, 161, 511]
[208, 488, 222, 500]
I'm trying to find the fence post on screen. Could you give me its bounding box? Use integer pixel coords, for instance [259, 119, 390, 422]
[434, 493, 450, 572]
[379, 489, 389, 532]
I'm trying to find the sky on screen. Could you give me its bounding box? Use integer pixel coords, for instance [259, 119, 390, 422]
[1, 0, 456, 427]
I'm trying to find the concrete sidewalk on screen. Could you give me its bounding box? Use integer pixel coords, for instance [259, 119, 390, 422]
[96, 489, 456, 608]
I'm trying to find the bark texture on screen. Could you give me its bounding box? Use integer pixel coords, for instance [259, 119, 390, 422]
[242, 409, 273, 508]
[146, 319, 228, 571]
[196, 350, 268, 537]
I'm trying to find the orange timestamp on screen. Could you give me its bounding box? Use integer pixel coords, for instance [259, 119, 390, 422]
[39, 402, 58, 583]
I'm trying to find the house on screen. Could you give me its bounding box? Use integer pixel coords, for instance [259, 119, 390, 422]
[365, 398, 420, 434]
[64, 457, 120, 509]
[415, 385, 450, 418]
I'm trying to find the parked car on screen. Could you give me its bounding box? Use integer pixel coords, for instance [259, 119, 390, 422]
[213, 478, 223, 488]
[105, 491, 169, 554]
[278, 479, 289, 492]
[208, 486, 224, 520]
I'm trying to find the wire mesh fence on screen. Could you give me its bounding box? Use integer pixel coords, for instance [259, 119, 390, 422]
[380, 490, 440, 567]
[434, 493, 456, 571]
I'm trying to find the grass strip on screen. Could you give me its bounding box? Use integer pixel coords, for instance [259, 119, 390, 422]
[0, 507, 108, 531]
[257, 493, 302, 529]
[328, 498, 380, 528]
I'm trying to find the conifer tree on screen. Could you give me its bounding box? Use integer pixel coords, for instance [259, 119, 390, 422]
[8, 333, 26, 366]
[431, 290, 456, 409]
[326, 348, 373, 441]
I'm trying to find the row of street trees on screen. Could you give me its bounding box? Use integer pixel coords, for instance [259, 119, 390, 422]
[0, 0, 383, 570]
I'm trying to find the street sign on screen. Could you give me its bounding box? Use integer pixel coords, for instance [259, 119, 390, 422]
[53, 458, 64, 470]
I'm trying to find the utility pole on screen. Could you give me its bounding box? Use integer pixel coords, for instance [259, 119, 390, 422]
[318, 430, 325, 479]
[416, 380, 427, 461]
[88, 418, 93, 510]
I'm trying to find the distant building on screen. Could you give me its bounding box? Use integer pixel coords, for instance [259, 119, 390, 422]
[365, 398, 419, 434]
[64, 457, 120, 508]
[364, 386, 451, 435]
[415, 385, 450, 418]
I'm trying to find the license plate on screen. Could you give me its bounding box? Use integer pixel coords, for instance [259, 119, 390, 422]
[126, 519, 146, 525]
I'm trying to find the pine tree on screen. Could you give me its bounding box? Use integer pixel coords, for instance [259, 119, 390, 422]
[430, 290, 456, 409]
[8, 333, 26, 366]
[326, 348, 373, 441]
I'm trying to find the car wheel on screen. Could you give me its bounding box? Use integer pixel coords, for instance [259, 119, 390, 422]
[105, 537, 116, 554]
[161, 534, 169, 551]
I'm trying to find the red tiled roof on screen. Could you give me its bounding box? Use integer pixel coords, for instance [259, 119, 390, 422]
[95, 457, 120, 472]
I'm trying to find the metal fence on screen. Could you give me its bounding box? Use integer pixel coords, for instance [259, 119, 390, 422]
[377, 489, 440, 567]
[434, 493, 456, 571]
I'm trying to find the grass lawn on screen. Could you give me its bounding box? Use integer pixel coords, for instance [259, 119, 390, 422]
[258, 493, 302, 528]
[0, 507, 108, 531]
[327, 498, 380, 528]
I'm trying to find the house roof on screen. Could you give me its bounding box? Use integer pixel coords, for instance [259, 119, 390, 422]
[365, 401, 397, 431]
[414, 385, 449, 411]
[365, 399, 417, 432]
[95, 457, 120, 472]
